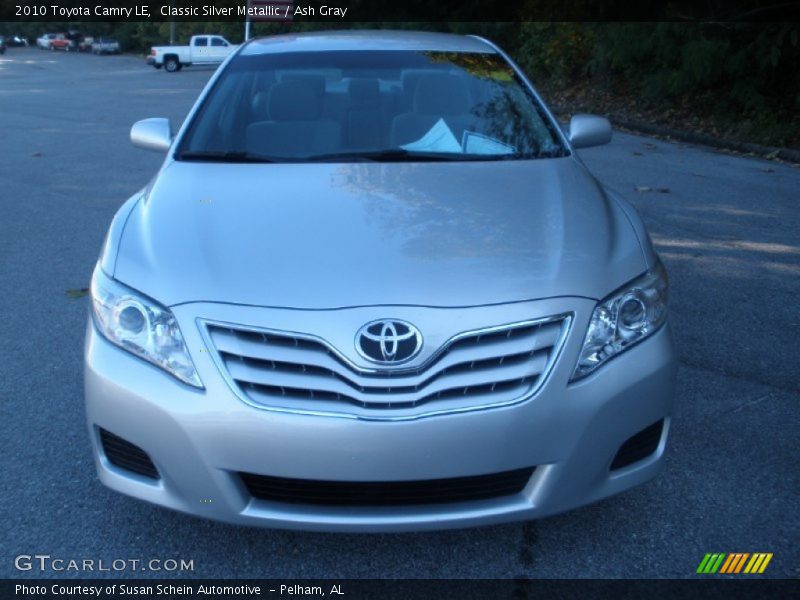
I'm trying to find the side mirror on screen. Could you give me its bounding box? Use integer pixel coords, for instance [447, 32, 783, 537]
[568, 114, 612, 149]
[130, 118, 172, 152]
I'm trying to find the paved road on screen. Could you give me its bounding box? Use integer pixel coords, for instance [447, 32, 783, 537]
[1, 48, 798, 579]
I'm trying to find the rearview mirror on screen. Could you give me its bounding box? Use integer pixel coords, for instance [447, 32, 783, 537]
[130, 118, 172, 152]
[568, 114, 612, 149]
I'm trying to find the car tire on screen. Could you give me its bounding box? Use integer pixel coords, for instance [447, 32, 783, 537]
[164, 57, 179, 73]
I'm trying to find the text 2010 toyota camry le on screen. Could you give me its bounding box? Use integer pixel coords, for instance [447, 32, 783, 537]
[85, 31, 676, 531]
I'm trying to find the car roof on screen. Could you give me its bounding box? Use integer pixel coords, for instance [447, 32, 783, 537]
[240, 30, 496, 56]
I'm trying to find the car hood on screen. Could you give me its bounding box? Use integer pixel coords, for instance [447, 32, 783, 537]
[114, 158, 646, 308]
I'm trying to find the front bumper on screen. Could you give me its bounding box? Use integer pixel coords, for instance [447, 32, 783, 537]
[84, 298, 677, 532]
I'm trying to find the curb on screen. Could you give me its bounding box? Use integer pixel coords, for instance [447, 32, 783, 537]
[553, 106, 800, 164]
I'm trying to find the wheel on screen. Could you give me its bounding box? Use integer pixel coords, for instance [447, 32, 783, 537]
[65, 45, 70, 52]
[164, 57, 179, 72]
[50, 45, 54, 51]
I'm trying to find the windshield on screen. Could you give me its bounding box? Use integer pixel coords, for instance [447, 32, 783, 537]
[177, 50, 568, 162]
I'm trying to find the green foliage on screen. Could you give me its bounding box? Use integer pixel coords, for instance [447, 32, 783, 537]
[515, 22, 595, 82]
[509, 22, 799, 145]
[588, 23, 800, 116]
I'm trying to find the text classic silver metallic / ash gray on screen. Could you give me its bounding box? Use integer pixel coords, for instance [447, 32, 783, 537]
[84, 31, 677, 531]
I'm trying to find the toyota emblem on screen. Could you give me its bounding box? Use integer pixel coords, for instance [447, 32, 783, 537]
[356, 320, 423, 364]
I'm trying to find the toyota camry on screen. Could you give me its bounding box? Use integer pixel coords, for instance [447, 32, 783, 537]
[85, 31, 677, 531]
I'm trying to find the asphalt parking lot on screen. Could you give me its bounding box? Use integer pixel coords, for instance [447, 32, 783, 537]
[1, 47, 798, 579]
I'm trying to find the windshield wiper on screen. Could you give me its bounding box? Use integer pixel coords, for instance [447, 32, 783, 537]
[176, 149, 548, 164]
[302, 149, 506, 163]
[176, 151, 279, 163]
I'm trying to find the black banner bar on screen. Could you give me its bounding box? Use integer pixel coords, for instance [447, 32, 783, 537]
[3, 0, 800, 22]
[4, 579, 799, 600]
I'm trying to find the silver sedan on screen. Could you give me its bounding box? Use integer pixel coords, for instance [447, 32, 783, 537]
[84, 31, 676, 531]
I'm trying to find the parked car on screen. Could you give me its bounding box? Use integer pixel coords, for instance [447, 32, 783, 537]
[49, 34, 74, 52]
[147, 35, 237, 72]
[36, 33, 57, 49]
[66, 30, 84, 48]
[78, 36, 95, 52]
[87, 31, 676, 532]
[92, 38, 121, 55]
[5, 35, 29, 47]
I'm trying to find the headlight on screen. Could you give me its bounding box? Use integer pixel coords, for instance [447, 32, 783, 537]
[572, 262, 669, 380]
[90, 264, 203, 388]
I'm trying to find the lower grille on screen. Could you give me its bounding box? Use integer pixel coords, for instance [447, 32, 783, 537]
[610, 420, 664, 470]
[99, 428, 159, 480]
[240, 467, 535, 506]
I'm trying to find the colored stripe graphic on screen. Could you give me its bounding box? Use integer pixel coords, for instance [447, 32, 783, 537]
[697, 553, 726, 574]
[734, 553, 750, 573]
[719, 554, 736, 574]
[759, 553, 773, 573]
[700, 552, 774, 575]
[744, 554, 761, 573]
[711, 554, 725, 573]
[720, 553, 750, 573]
[697, 554, 713, 573]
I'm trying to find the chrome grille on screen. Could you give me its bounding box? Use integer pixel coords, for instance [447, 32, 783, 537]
[204, 316, 569, 417]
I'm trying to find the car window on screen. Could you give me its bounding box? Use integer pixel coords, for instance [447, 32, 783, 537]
[177, 50, 567, 162]
[193, 37, 208, 47]
[210, 38, 227, 47]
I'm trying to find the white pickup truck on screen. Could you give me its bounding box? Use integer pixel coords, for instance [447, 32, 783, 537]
[147, 35, 238, 72]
